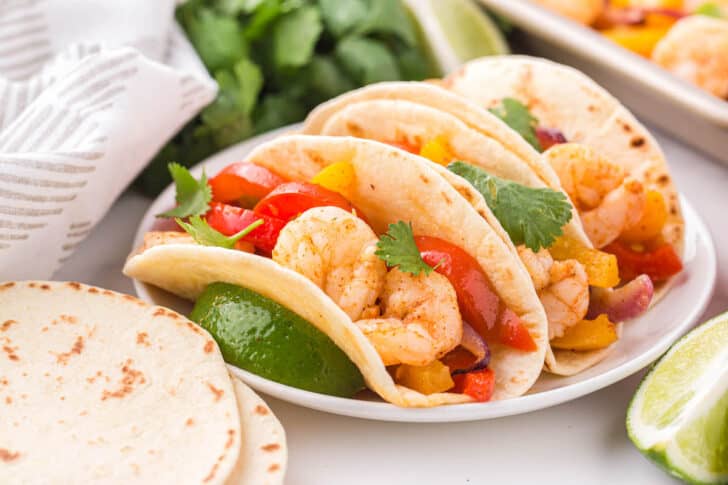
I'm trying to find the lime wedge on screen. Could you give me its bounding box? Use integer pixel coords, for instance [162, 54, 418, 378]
[404, 0, 510, 74]
[627, 312, 728, 484]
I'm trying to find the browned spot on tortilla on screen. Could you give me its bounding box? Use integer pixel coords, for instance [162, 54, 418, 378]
[262, 443, 280, 452]
[0, 449, 20, 462]
[630, 136, 645, 148]
[2, 345, 19, 361]
[369, 183, 376, 191]
[203, 462, 220, 483]
[1, 282, 15, 290]
[136, 332, 150, 347]
[102, 290, 113, 296]
[656, 174, 670, 185]
[587, 105, 596, 112]
[88, 287, 99, 294]
[1, 320, 16, 332]
[40, 284, 50, 290]
[207, 382, 224, 402]
[5, 396, 11, 404]
[59, 314, 77, 324]
[101, 359, 146, 401]
[54, 336, 84, 365]
[203, 340, 215, 353]
[254, 405, 269, 415]
[345, 121, 364, 137]
[621, 121, 632, 133]
[225, 429, 235, 449]
[186, 322, 203, 335]
[153, 308, 165, 317]
[0, 378, 8, 386]
[80, 410, 88, 416]
[441, 191, 452, 205]
[67, 282, 81, 290]
[28, 282, 36, 288]
[419, 174, 430, 184]
[268, 464, 281, 473]
[185, 418, 194, 426]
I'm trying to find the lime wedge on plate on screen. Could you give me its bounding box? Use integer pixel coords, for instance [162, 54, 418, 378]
[405, 0, 509, 74]
[627, 312, 728, 484]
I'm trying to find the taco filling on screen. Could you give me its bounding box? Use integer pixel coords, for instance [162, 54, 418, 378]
[144, 157, 537, 402]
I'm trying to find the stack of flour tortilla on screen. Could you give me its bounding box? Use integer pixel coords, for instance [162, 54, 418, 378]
[0, 281, 286, 485]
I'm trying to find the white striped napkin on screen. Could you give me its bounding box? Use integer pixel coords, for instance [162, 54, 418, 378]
[0, 0, 216, 279]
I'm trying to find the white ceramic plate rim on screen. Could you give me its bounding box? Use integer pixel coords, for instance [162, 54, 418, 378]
[131, 128, 716, 422]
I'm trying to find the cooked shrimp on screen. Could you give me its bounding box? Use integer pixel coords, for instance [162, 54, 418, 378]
[532, 0, 604, 25]
[539, 260, 590, 340]
[272, 206, 387, 321]
[652, 16, 728, 99]
[355, 268, 462, 367]
[517, 246, 553, 292]
[519, 246, 589, 340]
[544, 143, 646, 248]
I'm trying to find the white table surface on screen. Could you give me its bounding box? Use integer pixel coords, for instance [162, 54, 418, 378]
[55, 125, 727, 485]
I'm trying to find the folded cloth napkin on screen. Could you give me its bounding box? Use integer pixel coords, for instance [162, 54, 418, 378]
[0, 0, 216, 279]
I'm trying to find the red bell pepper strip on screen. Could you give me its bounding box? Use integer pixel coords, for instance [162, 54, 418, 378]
[603, 241, 682, 283]
[209, 162, 287, 206]
[415, 236, 537, 352]
[205, 202, 286, 255]
[254, 181, 362, 223]
[451, 368, 495, 402]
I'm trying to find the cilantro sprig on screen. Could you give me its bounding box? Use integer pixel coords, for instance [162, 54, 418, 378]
[375, 221, 433, 276]
[489, 98, 542, 152]
[157, 163, 212, 218]
[176, 216, 263, 249]
[448, 161, 572, 252]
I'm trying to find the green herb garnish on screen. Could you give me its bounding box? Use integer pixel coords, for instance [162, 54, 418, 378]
[448, 161, 572, 252]
[695, 2, 723, 17]
[176, 216, 263, 248]
[375, 221, 433, 276]
[157, 163, 212, 218]
[489, 98, 542, 152]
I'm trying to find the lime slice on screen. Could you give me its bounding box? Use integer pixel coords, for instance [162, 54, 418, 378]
[404, 0, 510, 74]
[627, 312, 728, 484]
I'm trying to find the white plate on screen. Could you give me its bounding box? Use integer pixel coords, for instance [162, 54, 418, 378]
[477, 0, 728, 166]
[131, 127, 716, 422]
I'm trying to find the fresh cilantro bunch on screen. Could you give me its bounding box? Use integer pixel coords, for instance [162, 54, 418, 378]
[136, 0, 438, 196]
[447, 161, 572, 252]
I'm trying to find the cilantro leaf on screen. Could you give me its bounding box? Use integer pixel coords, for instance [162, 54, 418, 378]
[375, 221, 433, 276]
[273, 5, 323, 69]
[695, 2, 723, 17]
[176, 216, 264, 248]
[318, 0, 367, 38]
[180, 6, 248, 72]
[489, 98, 542, 152]
[157, 163, 212, 218]
[335, 36, 401, 84]
[448, 161, 572, 252]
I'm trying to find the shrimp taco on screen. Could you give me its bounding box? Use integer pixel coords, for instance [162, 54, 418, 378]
[442, 55, 685, 287]
[124, 135, 549, 407]
[300, 80, 667, 375]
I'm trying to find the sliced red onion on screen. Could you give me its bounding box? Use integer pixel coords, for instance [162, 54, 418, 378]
[536, 127, 567, 151]
[600, 6, 685, 26]
[587, 274, 654, 322]
[455, 323, 490, 374]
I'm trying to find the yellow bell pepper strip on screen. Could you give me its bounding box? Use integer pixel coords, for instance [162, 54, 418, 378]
[601, 24, 672, 57]
[549, 236, 620, 288]
[550, 314, 619, 351]
[394, 360, 455, 395]
[619, 190, 668, 243]
[419, 136, 454, 166]
[310, 161, 355, 198]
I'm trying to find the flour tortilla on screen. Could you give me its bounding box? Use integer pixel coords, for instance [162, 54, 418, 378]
[125, 135, 549, 404]
[0, 281, 241, 485]
[443, 55, 684, 262]
[226, 374, 286, 485]
[304, 93, 617, 376]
